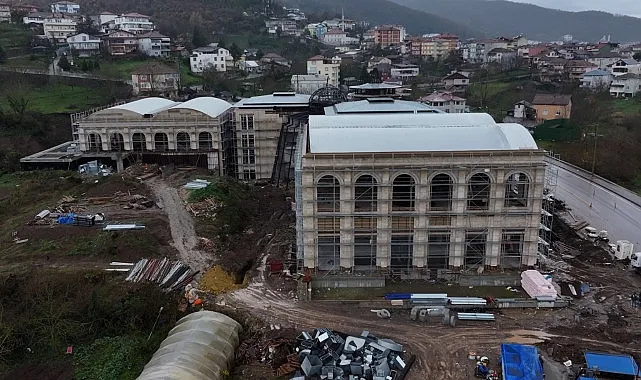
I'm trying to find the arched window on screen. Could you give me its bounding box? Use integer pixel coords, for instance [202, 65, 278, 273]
[109, 132, 125, 151]
[354, 175, 378, 212]
[132, 133, 146, 152]
[198, 132, 213, 150]
[505, 172, 529, 207]
[430, 174, 453, 211]
[176, 132, 190, 152]
[87, 133, 102, 152]
[467, 173, 491, 210]
[316, 175, 340, 212]
[392, 174, 415, 211]
[154, 133, 168, 152]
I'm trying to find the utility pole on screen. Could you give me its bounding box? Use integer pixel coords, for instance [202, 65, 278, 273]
[588, 123, 602, 175]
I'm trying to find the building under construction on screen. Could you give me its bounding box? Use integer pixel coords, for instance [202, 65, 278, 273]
[295, 109, 546, 279]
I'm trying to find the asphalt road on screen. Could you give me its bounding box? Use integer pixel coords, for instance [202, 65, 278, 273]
[547, 157, 641, 246]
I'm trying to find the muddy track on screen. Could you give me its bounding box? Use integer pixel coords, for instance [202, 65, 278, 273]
[148, 179, 213, 272]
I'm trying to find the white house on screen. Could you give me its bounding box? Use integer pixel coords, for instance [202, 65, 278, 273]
[419, 91, 467, 113]
[92, 11, 117, 33]
[113, 13, 154, 34]
[443, 72, 470, 88]
[43, 14, 77, 43]
[306, 55, 341, 87]
[390, 64, 419, 81]
[587, 52, 622, 69]
[609, 73, 641, 98]
[190, 43, 231, 73]
[580, 69, 613, 90]
[50, 1, 79, 14]
[291, 74, 329, 94]
[0, 2, 10, 22]
[608, 59, 641, 76]
[23, 11, 50, 24]
[322, 28, 358, 46]
[487, 48, 517, 68]
[238, 60, 261, 74]
[67, 33, 101, 57]
[137, 31, 171, 57]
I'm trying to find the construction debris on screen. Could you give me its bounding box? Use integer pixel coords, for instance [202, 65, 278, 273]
[187, 198, 221, 217]
[293, 328, 409, 379]
[199, 266, 242, 294]
[184, 179, 211, 190]
[103, 224, 145, 231]
[125, 258, 195, 292]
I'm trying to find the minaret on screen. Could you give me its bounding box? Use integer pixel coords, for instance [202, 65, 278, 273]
[341, 8, 345, 31]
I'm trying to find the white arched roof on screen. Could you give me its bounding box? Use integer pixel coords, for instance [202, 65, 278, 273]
[111, 97, 178, 115]
[168, 97, 232, 118]
[137, 311, 241, 380]
[307, 113, 538, 153]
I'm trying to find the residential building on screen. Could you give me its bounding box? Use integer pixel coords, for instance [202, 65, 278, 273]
[609, 74, 641, 98]
[564, 60, 598, 80]
[189, 44, 231, 73]
[463, 39, 511, 63]
[372, 25, 406, 47]
[322, 28, 358, 46]
[23, 11, 50, 25]
[323, 18, 356, 30]
[131, 63, 180, 96]
[390, 64, 419, 81]
[348, 83, 409, 100]
[291, 74, 330, 94]
[92, 11, 117, 33]
[137, 31, 171, 57]
[419, 91, 467, 113]
[608, 59, 641, 76]
[76, 97, 233, 172]
[12, 4, 39, 13]
[233, 92, 311, 181]
[306, 55, 341, 87]
[0, 2, 10, 22]
[443, 72, 470, 90]
[487, 48, 517, 69]
[265, 18, 298, 36]
[260, 53, 290, 67]
[587, 51, 622, 69]
[50, 1, 79, 14]
[43, 14, 77, 43]
[66, 33, 101, 57]
[409, 34, 459, 60]
[367, 57, 392, 71]
[531, 94, 572, 122]
[237, 60, 261, 74]
[113, 13, 154, 35]
[305, 23, 327, 39]
[508, 100, 537, 121]
[294, 111, 545, 277]
[580, 69, 613, 90]
[104, 30, 138, 56]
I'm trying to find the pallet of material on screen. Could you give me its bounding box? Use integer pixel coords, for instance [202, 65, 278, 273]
[521, 270, 557, 299]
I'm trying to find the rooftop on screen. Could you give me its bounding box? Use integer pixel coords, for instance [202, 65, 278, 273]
[420, 91, 465, 102]
[532, 93, 572, 106]
[110, 97, 178, 115]
[307, 113, 538, 154]
[138, 31, 168, 39]
[584, 352, 639, 376]
[166, 97, 232, 118]
[234, 92, 311, 108]
[583, 69, 611, 76]
[324, 99, 441, 115]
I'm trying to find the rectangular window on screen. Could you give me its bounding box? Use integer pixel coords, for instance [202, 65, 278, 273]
[242, 169, 256, 180]
[354, 235, 377, 269]
[501, 230, 524, 268]
[241, 115, 254, 130]
[391, 235, 413, 272]
[241, 134, 255, 148]
[242, 149, 255, 165]
[464, 232, 487, 268]
[428, 233, 450, 269]
[318, 235, 340, 271]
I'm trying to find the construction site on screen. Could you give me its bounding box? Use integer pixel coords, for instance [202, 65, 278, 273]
[4, 92, 641, 380]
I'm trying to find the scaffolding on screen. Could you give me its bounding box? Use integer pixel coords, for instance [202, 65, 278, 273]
[298, 150, 547, 280]
[539, 151, 559, 255]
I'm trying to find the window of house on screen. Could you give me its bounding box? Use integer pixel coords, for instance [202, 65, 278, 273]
[242, 169, 256, 180]
[467, 173, 491, 210]
[543, 109, 549, 115]
[504, 172, 529, 207]
[354, 175, 378, 212]
[241, 115, 254, 130]
[427, 232, 450, 269]
[465, 231, 487, 268]
[501, 230, 524, 268]
[317, 175, 340, 213]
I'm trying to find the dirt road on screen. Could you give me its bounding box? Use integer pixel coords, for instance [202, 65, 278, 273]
[148, 179, 213, 272]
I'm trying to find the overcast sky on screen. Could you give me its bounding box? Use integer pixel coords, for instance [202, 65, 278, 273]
[507, 0, 641, 18]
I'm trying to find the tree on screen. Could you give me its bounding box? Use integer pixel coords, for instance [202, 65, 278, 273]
[229, 43, 242, 63]
[0, 45, 5, 64]
[58, 55, 71, 71]
[634, 52, 641, 61]
[192, 26, 208, 48]
[77, 18, 99, 35]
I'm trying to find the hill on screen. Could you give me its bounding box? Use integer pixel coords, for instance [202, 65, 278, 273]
[391, 0, 641, 41]
[288, 0, 481, 38]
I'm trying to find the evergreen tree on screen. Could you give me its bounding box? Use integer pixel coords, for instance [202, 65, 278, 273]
[192, 26, 208, 48]
[58, 55, 71, 71]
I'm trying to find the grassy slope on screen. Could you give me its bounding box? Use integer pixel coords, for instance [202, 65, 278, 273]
[0, 83, 117, 114]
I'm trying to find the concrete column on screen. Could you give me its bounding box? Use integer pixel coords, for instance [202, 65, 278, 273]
[340, 172, 353, 269]
[494, 168, 506, 213]
[145, 133, 154, 151]
[414, 170, 429, 268]
[487, 225, 501, 267]
[167, 132, 176, 151]
[123, 132, 132, 151]
[191, 132, 198, 150]
[100, 133, 109, 151]
[377, 171, 391, 268]
[450, 227, 465, 268]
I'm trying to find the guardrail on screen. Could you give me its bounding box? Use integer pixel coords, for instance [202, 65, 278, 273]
[545, 155, 641, 209]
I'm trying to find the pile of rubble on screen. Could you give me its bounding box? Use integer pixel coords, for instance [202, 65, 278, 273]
[290, 328, 409, 380]
[124, 163, 160, 180]
[187, 198, 221, 218]
[86, 191, 156, 210]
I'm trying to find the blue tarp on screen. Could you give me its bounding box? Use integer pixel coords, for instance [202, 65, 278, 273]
[584, 352, 639, 376]
[384, 293, 411, 300]
[501, 344, 544, 380]
[57, 213, 76, 225]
